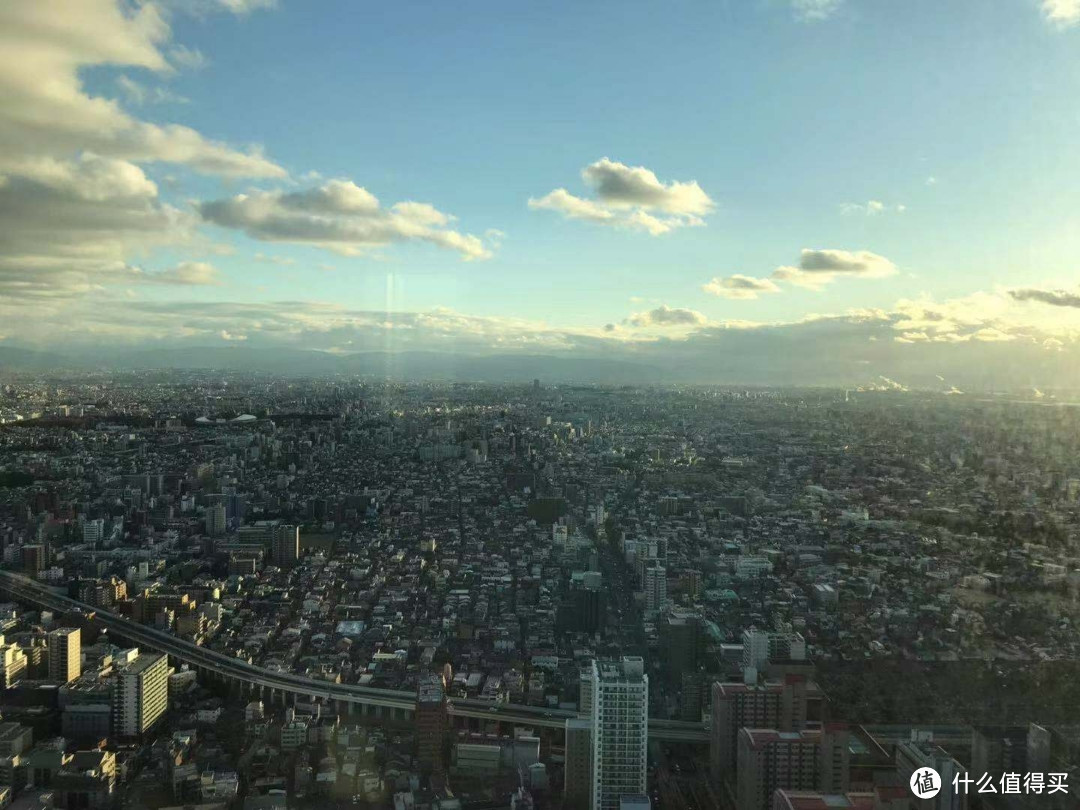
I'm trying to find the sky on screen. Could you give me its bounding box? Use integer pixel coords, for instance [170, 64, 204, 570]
[2, 0, 1080, 387]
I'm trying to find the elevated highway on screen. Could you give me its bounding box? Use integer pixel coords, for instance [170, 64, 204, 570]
[0, 571, 707, 742]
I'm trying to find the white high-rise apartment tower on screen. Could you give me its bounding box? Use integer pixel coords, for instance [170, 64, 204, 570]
[113, 649, 169, 737]
[590, 657, 649, 810]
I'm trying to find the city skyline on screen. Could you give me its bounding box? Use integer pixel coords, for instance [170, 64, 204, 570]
[3, 0, 1080, 389]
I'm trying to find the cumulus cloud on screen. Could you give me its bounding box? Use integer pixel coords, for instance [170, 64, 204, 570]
[1008, 287, 1080, 308]
[0, 154, 192, 299]
[625, 305, 709, 328]
[529, 158, 714, 235]
[700, 249, 897, 302]
[199, 179, 494, 260]
[791, 0, 843, 21]
[1042, 0, 1080, 27]
[840, 200, 905, 216]
[773, 249, 897, 289]
[702, 274, 782, 300]
[0, 0, 284, 179]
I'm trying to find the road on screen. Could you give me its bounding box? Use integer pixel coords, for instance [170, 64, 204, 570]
[0, 570, 708, 741]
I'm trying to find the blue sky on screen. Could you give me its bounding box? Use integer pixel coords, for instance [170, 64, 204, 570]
[152, 0, 1080, 321]
[2, 0, 1080, 385]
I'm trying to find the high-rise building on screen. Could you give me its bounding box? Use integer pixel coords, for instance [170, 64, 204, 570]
[579, 666, 595, 716]
[113, 650, 169, 737]
[736, 726, 851, 810]
[679, 671, 705, 722]
[205, 504, 227, 538]
[737, 729, 822, 810]
[564, 573, 605, 634]
[0, 640, 27, 688]
[591, 657, 648, 810]
[642, 565, 666, 613]
[22, 544, 46, 575]
[82, 519, 105, 546]
[565, 717, 593, 810]
[742, 628, 772, 674]
[710, 676, 810, 781]
[272, 524, 300, 567]
[416, 673, 448, 775]
[660, 609, 703, 685]
[48, 627, 81, 684]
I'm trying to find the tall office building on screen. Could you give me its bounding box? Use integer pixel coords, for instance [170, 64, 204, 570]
[205, 504, 227, 538]
[710, 676, 809, 781]
[591, 657, 649, 810]
[642, 565, 666, 613]
[679, 671, 706, 722]
[272, 524, 300, 567]
[565, 717, 593, 810]
[660, 609, 703, 685]
[113, 650, 169, 737]
[416, 673, 448, 775]
[48, 627, 81, 684]
[22, 544, 46, 575]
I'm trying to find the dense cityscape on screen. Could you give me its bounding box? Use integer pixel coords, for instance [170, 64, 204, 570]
[0, 374, 1076, 810]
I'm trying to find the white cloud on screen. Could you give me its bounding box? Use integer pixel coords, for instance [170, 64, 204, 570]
[1008, 287, 1080, 308]
[213, 0, 276, 13]
[199, 180, 495, 260]
[140, 261, 223, 286]
[840, 200, 905, 216]
[530, 158, 714, 235]
[0, 0, 284, 178]
[168, 44, 208, 70]
[772, 248, 897, 289]
[0, 154, 192, 299]
[791, 0, 843, 21]
[116, 75, 189, 106]
[1042, 0, 1080, 27]
[3, 289, 1078, 392]
[625, 305, 709, 328]
[702, 274, 782, 300]
[583, 158, 713, 216]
